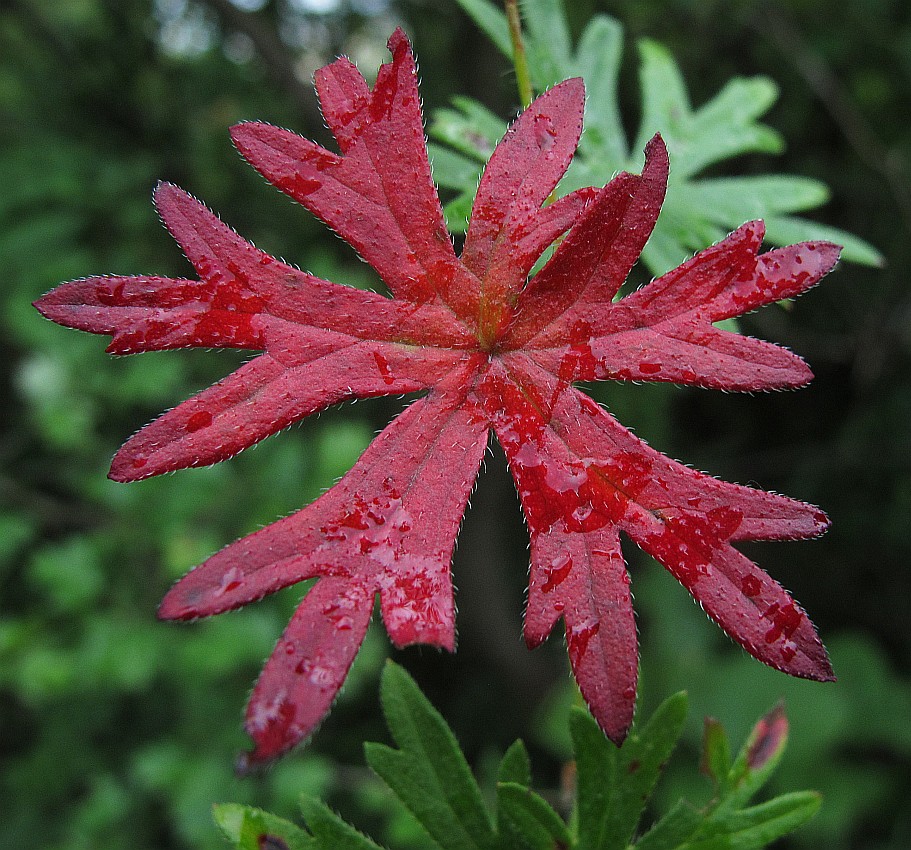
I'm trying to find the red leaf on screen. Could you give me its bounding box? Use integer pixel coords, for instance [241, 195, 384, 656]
[35, 29, 838, 763]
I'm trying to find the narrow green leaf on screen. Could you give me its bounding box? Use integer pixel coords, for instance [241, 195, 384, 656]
[497, 781, 571, 849]
[680, 78, 783, 176]
[641, 221, 692, 277]
[443, 194, 475, 234]
[633, 800, 703, 850]
[365, 662, 496, 850]
[684, 176, 831, 221]
[298, 796, 386, 850]
[763, 216, 885, 266]
[453, 0, 512, 55]
[431, 97, 507, 161]
[520, 0, 572, 89]
[213, 803, 315, 850]
[700, 717, 731, 793]
[575, 15, 627, 168]
[428, 144, 485, 190]
[634, 40, 692, 155]
[695, 76, 779, 128]
[572, 692, 688, 850]
[498, 740, 533, 787]
[682, 792, 821, 850]
[719, 791, 822, 839]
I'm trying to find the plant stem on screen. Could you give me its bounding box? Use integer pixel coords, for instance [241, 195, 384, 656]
[504, 0, 533, 108]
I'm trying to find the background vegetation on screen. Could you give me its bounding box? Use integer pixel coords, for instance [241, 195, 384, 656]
[2, 1, 910, 848]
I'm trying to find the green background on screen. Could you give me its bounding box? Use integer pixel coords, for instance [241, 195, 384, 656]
[2, 1, 910, 847]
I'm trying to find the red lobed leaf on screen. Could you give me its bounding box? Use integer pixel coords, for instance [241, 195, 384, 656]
[35, 29, 838, 764]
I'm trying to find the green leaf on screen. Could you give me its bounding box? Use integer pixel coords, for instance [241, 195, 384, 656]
[683, 176, 830, 221]
[364, 662, 497, 850]
[498, 740, 533, 787]
[682, 793, 821, 850]
[574, 15, 627, 168]
[497, 781, 571, 850]
[633, 800, 703, 850]
[633, 40, 694, 155]
[444, 0, 879, 272]
[452, 0, 512, 55]
[700, 717, 732, 793]
[298, 796, 386, 850]
[430, 97, 506, 162]
[572, 692, 688, 850]
[429, 144, 485, 191]
[213, 803, 315, 850]
[520, 0, 572, 89]
[664, 78, 784, 178]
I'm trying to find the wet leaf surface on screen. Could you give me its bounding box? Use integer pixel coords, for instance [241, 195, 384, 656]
[35, 29, 837, 765]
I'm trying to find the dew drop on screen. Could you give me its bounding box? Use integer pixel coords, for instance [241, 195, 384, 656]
[373, 351, 396, 386]
[572, 504, 593, 523]
[216, 566, 244, 596]
[287, 173, 322, 196]
[308, 665, 334, 687]
[541, 554, 573, 593]
[740, 574, 763, 597]
[186, 410, 213, 432]
[533, 114, 557, 151]
[568, 618, 600, 663]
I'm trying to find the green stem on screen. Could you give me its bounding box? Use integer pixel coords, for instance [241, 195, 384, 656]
[504, 0, 533, 108]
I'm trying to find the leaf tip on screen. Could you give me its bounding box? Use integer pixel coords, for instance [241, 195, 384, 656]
[746, 702, 788, 771]
[108, 450, 149, 484]
[387, 26, 411, 55]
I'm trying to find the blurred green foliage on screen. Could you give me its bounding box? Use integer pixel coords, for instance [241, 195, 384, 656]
[2, 1, 911, 849]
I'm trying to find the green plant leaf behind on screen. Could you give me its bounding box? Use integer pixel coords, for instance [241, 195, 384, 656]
[699, 718, 732, 795]
[298, 796, 387, 850]
[572, 692, 688, 850]
[573, 14, 627, 169]
[496, 781, 571, 850]
[452, 0, 512, 55]
[364, 661, 497, 850]
[446, 0, 883, 272]
[497, 740, 533, 787]
[213, 803, 315, 850]
[634, 799, 705, 850]
[518, 0, 573, 90]
[682, 792, 821, 850]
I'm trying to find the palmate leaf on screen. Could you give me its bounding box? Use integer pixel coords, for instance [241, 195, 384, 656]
[37, 29, 836, 764]
[444, 0, 882, 271]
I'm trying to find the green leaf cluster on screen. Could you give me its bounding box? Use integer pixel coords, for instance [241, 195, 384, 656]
[430, 0, 882, 272]
[216, 663, 818, 850]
